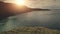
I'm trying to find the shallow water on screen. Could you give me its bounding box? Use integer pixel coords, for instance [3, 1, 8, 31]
[0, 9, 60, 32]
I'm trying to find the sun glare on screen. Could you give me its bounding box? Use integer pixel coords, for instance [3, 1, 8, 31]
[14, 0, 25, 5]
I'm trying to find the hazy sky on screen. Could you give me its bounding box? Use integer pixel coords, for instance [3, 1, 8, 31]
[0, 0, 60, 9]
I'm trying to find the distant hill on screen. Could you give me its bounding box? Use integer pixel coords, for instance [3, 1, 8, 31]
[0, 27, 60, 34]
[0, 1, 31, 20]
[0, 1, 50, 20]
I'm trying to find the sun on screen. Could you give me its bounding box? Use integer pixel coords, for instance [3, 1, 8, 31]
[14, 0, 25, 5]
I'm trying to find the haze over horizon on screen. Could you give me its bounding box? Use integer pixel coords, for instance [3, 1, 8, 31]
[0, 0, 60, 9]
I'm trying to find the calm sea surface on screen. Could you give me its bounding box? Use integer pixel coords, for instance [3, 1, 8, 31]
[0, 9, 60, 32]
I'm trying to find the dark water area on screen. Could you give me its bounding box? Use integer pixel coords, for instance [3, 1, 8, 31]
[0, 9, 60, 32]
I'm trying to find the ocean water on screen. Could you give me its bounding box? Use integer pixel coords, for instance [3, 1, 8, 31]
[0, 9, 60, 32]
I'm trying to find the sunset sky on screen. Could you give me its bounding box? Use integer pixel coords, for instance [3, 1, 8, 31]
[0, 0, 60, 9]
